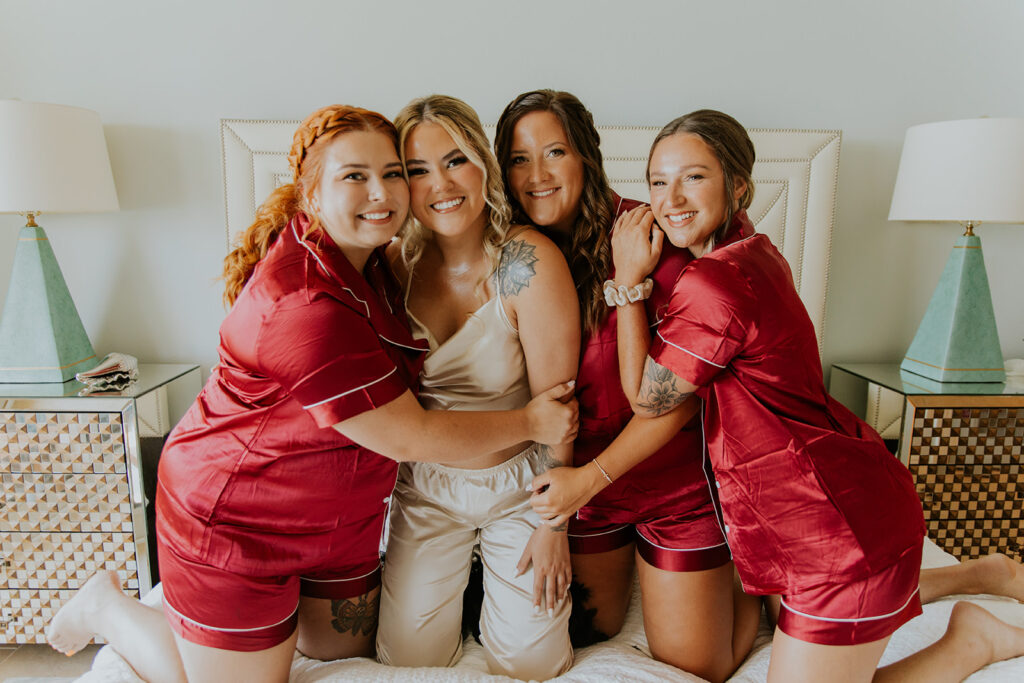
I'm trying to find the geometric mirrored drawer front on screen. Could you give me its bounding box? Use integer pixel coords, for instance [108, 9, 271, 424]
[905, 405, 1024, 563]
[829, 364, 1024, 568]
[0, 364, 201, 643]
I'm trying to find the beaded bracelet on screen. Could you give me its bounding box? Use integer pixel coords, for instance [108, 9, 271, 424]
[603, 278, 654, 307]
[591, 457, 614, 484]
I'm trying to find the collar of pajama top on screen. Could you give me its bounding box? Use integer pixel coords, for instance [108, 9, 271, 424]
[285, 212, 430, 365]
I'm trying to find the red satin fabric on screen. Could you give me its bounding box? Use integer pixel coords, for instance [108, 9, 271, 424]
[651, 213, 925, 596]
[157, 214, 427, 577]
[571, 195, 725, 550]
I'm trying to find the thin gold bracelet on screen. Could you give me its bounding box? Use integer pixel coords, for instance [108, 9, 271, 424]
[591, 457, 613, 484]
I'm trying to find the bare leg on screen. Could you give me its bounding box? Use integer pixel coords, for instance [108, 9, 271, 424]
[47, 571, 186, 683]
[296, 587, 380, 660]
[873, 602, 1024, 682]
[638, 556, 760, 683]
[175, 628, 297, 683]
[569, 544, 635, 641]
[768, 629, 888, 683]
[920, 554, 1024, 604]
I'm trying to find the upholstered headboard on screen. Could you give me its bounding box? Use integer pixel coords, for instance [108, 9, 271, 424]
[221, 121, 841, 351]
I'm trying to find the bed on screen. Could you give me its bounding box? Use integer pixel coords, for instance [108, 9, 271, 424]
[73, 121, 1024, 681]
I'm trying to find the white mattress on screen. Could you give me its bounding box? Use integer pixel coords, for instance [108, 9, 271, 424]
[76, 539, 1024, 682]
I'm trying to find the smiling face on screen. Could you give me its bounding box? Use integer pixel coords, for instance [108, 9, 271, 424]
[311, 130, 409, 266]
[505, 110, 585, 236]
[648, 133, 746, 257]
[404, 121, 487, 239]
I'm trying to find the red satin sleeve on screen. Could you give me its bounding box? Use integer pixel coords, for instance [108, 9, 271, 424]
[650, 257, 756, 388]
[256, 293, 408, 428]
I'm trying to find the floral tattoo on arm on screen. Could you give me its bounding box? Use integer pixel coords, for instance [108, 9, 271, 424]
[495, 239, 538, 297]
[637, 357, 692, 416]
[536, 443, 568, 532]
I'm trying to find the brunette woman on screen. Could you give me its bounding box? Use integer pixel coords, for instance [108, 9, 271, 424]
[557, 107, 1024, 682]
[375, 94, 577, 680]
[495, 90, 760, 682]
[46, 104, 576, 683]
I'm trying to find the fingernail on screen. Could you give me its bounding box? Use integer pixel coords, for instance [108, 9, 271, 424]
[525, 483, 532, 492]
[567, 380, 575, 388]
[548, 607, 554, 618]
[534, 605, 541, 615]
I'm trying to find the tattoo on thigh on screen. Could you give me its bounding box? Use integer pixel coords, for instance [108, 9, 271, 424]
[637, 357, 692, 416]
[330, 592, 379, 637]
[495, 239, 538, 297]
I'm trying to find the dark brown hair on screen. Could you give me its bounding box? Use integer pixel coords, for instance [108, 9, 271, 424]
[222, 105, 400, 305]
[648, 109, 755, 247]
[494, 89, 615, 334]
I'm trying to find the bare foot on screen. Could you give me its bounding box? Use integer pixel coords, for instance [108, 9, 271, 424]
[947, 601, 1024, 667]
[47, 570, 121, 655]
[966, 554, 1024, 602]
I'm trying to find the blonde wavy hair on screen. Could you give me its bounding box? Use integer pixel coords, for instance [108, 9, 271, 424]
[393, 95, 513, 282]
[221, 104, 401, 306]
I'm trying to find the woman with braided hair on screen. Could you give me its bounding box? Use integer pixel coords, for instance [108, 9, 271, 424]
[46, 104, 577, 683]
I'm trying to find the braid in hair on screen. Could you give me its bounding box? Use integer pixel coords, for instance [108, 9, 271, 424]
[222, 105, 400, 306]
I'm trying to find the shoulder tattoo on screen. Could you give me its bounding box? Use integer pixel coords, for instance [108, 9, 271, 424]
[637, 357, 693, 416]
[495, 239, 539, 297]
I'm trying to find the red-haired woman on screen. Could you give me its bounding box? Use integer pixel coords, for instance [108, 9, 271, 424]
[46, 104, 576, 683]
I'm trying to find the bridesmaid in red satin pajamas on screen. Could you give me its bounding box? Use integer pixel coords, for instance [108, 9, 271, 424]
[601, 109, 1024, 682]
[496, 91, 759, 682]
[46, 104, 577, 683]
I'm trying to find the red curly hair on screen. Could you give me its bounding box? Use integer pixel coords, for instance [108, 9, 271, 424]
[221, 105, 400, 305]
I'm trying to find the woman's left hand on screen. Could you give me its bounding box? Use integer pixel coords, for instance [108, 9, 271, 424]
[530, 463, 607, 528]
[516, 524, 571, 614]
[611, 205, 663, 285]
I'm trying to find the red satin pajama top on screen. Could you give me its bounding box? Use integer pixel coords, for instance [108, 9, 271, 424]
[574, 195, 718, 525]
[650, 212, 925, 595]
[156, 214, 427, 576]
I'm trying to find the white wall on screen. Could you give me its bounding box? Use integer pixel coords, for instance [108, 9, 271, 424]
[2, 0, 1022, 377]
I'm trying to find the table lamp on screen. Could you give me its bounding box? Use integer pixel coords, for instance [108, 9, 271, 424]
[888, 118, 1024, 383]
[0, 100, 120, 382]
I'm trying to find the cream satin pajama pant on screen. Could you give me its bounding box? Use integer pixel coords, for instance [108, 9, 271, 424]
[376, 444, 573, 680]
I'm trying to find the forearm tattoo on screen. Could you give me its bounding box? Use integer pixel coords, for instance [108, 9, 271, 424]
[495, 239, 538, 297]
[535, 443, 564, 472]
[535, 444, 568, 532]
[637, 357, 692, 416]
[330, 592, 379, 637]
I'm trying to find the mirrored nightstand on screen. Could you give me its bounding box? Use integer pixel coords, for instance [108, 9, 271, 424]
[0, 364, 201, 643]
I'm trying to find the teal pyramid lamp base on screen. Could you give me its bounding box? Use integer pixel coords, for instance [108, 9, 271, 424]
[0, 225, 99, 383]
[900, 233, 1005, 383]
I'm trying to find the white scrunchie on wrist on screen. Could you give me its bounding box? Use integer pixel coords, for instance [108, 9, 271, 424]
[603, 278, 654, 307]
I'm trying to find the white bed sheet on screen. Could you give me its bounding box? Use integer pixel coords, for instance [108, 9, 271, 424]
[76, 539, 1024, 682]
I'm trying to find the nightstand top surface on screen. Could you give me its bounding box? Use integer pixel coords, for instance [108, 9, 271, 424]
[833, 363, 1024, 396]
[0, 363, 200, 399]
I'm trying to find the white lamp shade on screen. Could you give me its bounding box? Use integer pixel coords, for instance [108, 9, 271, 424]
[0, 100, 119, 214]
[888, 118, 1024, 223]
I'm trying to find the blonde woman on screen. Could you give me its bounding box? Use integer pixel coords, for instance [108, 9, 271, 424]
[375, 95, 578, 680]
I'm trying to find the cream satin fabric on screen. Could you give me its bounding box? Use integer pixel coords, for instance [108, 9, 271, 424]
[409, 294, 531, 413]
[377, 445, 573, 680]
